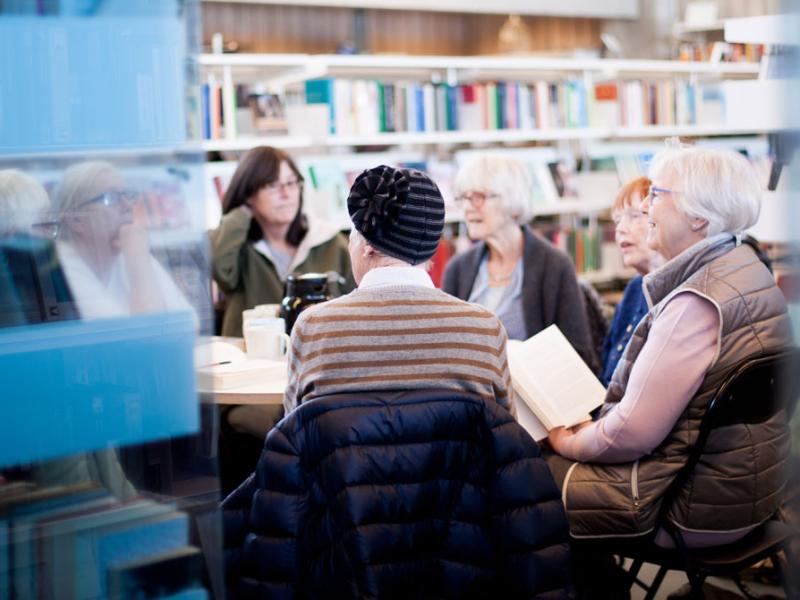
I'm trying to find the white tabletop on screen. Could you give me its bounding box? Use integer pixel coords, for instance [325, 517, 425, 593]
[196, 336, 287, 405]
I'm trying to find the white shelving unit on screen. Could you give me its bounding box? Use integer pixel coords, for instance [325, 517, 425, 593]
[198, 52, 761, 79]
[199, 124, 779, 153]
[197, 52, 767, 151]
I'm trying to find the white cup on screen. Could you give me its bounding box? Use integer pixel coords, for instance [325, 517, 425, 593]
[254, 303, 280, 318]
[243, 305, 280, 329]
[243, 317, 290, 361]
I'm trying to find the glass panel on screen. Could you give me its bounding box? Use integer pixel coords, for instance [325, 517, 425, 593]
[0, 2, 222, 598]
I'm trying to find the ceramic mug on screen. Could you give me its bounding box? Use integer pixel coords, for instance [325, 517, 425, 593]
[254, 303, 281, 318]
[242, 305, 280, 329]
[243, 317, 290, 360]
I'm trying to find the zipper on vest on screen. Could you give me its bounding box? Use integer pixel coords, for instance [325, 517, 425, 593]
[631, 460, 640, 508]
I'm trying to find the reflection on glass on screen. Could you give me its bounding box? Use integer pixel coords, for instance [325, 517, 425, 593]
[54, 161, 193, 319]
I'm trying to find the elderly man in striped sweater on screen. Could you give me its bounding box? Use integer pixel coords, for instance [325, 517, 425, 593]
[283, 164, 517, 417]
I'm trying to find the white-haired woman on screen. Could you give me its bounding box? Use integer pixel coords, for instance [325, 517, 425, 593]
[547, 146, 793, 562]
[442, 153, 594, 367]
[0, 169, 51, 236]
[54, 161, 189, 319]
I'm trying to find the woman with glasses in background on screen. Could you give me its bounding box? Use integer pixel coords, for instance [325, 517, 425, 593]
[599, 176, 662, 386]
[442, 153, 594, 368]
[211, 146, 354, 338]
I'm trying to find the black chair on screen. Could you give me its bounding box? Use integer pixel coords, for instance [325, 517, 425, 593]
[611, 348, 800, 599]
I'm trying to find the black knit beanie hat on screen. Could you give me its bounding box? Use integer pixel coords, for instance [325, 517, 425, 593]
[347, 165, 445, 265]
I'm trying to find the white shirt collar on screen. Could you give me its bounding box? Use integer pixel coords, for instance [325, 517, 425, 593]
[359, 266, 435, 290]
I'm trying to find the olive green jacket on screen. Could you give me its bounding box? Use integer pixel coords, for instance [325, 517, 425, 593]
[211, 208, 355, 337]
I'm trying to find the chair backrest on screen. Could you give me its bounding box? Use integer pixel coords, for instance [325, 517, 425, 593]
[660, 347, 800, 524]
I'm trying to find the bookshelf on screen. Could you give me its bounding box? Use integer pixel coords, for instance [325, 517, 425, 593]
[199, 124, 779, 153]
[198, 52, 761, 75]
[197, 52, 764, 147]
[198, 51, 772, 284]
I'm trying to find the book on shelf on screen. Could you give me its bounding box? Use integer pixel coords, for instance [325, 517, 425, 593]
[507, 325, 606, 441]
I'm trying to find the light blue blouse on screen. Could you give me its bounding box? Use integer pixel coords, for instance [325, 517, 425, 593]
[467, 257, 527, 340]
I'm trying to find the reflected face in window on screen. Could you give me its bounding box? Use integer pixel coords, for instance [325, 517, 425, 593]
[63, 171, 135, 250]
[249, 161, 301, 230]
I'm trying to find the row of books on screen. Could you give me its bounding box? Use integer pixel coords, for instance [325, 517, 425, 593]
[677, 42, 765, 64]
[198, 76, 724, 140]
[0, 481, 206, 599]
[305, 78, 590, 135]
[302, 78, 718, 136]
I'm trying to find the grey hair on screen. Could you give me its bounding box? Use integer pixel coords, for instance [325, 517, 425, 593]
[0, 169, 51, 234]
[454, 153, 534, 225]
[648, 146, 762, 236]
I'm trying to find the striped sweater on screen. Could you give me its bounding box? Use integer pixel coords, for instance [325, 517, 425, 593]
[283, 284, 516, 417]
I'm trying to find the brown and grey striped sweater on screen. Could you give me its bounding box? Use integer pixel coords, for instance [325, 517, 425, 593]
[283, 284, 516, 417]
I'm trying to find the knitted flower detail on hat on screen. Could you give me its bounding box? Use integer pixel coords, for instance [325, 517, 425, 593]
[348, 165, 409, 235]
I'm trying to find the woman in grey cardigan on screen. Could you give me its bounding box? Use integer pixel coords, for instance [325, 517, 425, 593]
[442, 153, 594, 369]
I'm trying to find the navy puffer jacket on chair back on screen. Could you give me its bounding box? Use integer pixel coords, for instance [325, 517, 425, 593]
[222, 389, 572, 599]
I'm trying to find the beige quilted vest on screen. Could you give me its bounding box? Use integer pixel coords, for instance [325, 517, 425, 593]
[564, 234, 794, 539]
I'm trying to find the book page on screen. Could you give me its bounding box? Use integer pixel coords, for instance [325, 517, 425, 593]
[507, 325, 605, 432]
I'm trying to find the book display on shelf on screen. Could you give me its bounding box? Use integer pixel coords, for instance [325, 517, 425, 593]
[202, 75, 727, 140]
[196, 53, 767, 148]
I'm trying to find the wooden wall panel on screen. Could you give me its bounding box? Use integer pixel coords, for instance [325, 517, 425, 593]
[366, 10, 469, 55]
[201, 2, 602, 55]
[202, 3, 354, 53]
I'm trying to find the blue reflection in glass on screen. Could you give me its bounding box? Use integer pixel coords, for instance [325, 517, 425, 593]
[0, 311, 198, 467]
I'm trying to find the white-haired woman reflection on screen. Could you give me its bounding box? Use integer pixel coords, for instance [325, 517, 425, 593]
[0, 169, 51, 237]
[53, 161, 189, 318]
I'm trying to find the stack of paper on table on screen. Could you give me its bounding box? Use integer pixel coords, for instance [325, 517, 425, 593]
[195, 340, 287, 390]
[506, 325, 606, 441]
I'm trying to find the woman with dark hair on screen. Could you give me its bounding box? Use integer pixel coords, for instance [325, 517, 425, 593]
[211, 146, 354, 337]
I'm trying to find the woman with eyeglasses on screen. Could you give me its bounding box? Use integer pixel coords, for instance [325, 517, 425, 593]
[546, 147, 792, 589]
[598, 176, 663, 386]
[211, 146, 354, 338]
[54, 160, 190, 319]
[442, 153, 594, 368]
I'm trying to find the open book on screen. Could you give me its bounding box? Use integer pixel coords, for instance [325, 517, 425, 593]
[506, 325, 606, 441]
[195, 340, 287, 390]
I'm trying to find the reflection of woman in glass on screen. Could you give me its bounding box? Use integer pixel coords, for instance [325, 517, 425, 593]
[53, 161, 189, 319]
[212, 146, 354, 337]
[0, 169, 51, 237]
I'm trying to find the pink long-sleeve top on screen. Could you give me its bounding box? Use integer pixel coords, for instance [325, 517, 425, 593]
[556, 292, 720, 463]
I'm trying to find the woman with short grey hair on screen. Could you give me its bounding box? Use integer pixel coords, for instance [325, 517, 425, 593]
[442, 153, 594, 369]
[647, 145, 761, 239]
[546, 145, 793, 596]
